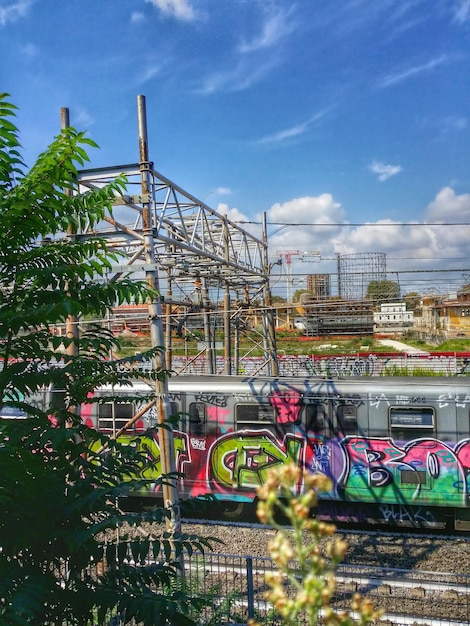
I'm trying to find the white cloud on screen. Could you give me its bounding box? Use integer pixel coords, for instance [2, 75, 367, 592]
[130, 11, 145, 23]
[268, 194, 344, 224]
[266, 195, 346, 254]
[369, 160, 403, 182]
[137, 63, 163, 85]
[216, 203, 251, 225]
[425, 186, 470, 223]
[71, 106, 94, 130]
[20, 41, 38, 57]
[239, 7, 296, 53]
[442, 115, 467, 131]
[215, 187, 232, 196]
[325, 188, 470, 280]
[145, 0, 195, 21]
[454, 0, 470, 23]
[257, 109, 332, 144]
[378, 54, 450, 88]
[217, 189, 470, 293]
[195, 55, 279, 95]
[0, 0, 33, 26]
[194, 5, 292, 95]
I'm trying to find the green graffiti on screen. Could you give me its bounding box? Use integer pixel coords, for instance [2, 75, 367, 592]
[90, 433, 186, 484]
[211, 432, 303, 490]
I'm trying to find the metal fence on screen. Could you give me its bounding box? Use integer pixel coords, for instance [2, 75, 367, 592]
[170, 353, 470, 378]
[100, 550, 470, 626]
[183, 553, 470, 625]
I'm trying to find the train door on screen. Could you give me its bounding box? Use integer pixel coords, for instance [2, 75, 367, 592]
[304, 400, 328, 439]
[178, 393, 225, 501]
[212, 399, 286, 519]
[187, 402, 206, 437]
[176, 396, 203, 498]
[388, 405, 436, 501]
[234, 400, 282, 489]
[303, 394, 362, 499]
[456, 389, 470, 529]
[303, 398, 332, 481]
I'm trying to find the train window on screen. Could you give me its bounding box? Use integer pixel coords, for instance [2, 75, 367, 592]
[305, 404, 327, 436]
[400, 469, 427, 485]
[188, 402, 206, 436]
[390, 407, 434, 428]
[389, 407, 434, 439]
[98, 402, 135, 433]
[236, 403, 275, 429]
[337, 404, 358, 436]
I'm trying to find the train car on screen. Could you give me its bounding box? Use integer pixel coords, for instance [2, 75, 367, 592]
[78, 374, 470, 531]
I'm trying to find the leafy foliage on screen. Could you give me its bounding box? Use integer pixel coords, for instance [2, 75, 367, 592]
[403, 291, 421, 311]
[366, 279, 400, 305]
[0, 94, 211, 625]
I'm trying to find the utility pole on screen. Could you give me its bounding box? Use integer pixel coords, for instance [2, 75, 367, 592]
[262, 213, 279, 376]
[61, 107, 79, 363]
[137, 95, 180, 536]
[223, 216, 232, 375]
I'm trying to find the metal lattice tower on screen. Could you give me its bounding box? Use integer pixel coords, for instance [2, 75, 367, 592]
[73, 95, 278, 376]
[337, 252, 387, 300]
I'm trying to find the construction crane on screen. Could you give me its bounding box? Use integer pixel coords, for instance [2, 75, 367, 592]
[275, 250, 320, 302]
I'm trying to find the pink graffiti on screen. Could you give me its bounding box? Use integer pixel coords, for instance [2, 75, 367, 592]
[81, 392, 94, 428]
[455, 440, 470, 474]
[269, 389, 302, 424]
[342, 437, 465, 487]
[207, 405, 230, 424]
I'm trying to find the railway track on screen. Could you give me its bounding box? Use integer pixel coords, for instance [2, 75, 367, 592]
[181, 517, 470, 623]
[181, 547, 470, 625]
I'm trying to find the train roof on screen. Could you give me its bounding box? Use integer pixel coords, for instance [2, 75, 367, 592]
[166, 374, 470, 395]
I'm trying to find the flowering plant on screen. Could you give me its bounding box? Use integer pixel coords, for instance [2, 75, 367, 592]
[249, 464, 381, 626]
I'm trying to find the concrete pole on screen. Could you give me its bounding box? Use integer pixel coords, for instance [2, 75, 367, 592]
[224, 282, 231, 375]
[202, 277, 215, 374]
[137, 95, 181, 535]
[262, 212, 279, 376]
[165, 272, 173, 372]
[61, 107, 79, 362]
[222, 217, 231, 375]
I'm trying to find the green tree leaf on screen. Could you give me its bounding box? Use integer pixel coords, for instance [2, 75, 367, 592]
[0, 96, 211, 626]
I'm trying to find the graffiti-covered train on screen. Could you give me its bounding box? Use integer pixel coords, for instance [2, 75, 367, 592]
[74, 374, 470, 531]
[7, 374, 466, 529]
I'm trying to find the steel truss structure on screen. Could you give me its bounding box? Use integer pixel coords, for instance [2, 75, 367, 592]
[74, 96, 278, 378]
[77, 164, 266, 287]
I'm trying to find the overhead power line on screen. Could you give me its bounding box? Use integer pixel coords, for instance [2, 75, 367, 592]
[238, 221, 470, 227]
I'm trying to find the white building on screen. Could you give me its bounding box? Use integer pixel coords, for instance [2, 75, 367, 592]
[373, 302, 414, 334]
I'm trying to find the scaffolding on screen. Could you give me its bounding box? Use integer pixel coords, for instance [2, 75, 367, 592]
[337, 252, 387, 300]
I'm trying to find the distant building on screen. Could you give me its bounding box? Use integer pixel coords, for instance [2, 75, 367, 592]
[306, 274, 331, 300]
[425, 286, 470, 337]
[299, 300, 374, 336]
[373, 302, 414, 334]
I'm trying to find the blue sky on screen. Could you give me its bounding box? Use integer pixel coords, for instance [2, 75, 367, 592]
[1, 0, 470, 296]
